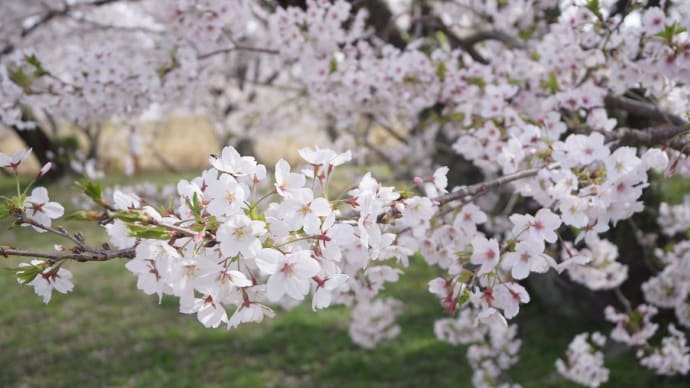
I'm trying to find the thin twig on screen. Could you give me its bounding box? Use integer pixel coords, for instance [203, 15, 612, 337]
[435, 164, 558, 206]
[613, 287, 632, 314]
[198, 45, 279, 60]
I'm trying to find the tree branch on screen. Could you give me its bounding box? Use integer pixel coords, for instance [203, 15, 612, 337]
[0, 246, 134, 263]
[198, 45, 279, 60]
[435, 164, 558, 206]
[458, 29, 526, 50]
[21, 216, 92, 250]
[422, 12, 524, 65]
[605, 125, 690, 149]
[604, 94, 687, 127]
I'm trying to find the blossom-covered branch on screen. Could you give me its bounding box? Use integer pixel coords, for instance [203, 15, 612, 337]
[2, 1, 690, 386]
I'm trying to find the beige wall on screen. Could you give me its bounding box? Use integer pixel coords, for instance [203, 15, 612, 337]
[1, 115, 342, 175]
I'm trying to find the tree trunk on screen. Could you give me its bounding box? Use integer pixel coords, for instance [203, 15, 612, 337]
[10, 110, 66, 180]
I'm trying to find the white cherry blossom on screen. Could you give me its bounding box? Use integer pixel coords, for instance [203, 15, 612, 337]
[24, 187, 64, 231]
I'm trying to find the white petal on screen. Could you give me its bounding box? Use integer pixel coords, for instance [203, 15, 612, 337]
[294, 256, 320, 278]
[266, 273, 286, 302]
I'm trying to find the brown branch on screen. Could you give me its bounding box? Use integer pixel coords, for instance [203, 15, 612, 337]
[423, 12, 524, 65]
[435, 164, 557, 206]
[147, 218, 210, 239]
[605, 125, 690, 149]
[21, 216, 90, 250]
[198, 45, 279, 60]
[0, 246, 135, 262]
[459, 29, 526, 50]
[449, 29, 525, 65]
[604, 94, 687, 127]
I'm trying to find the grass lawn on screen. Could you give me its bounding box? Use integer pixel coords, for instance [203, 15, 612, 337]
[0, 172, 688, 387]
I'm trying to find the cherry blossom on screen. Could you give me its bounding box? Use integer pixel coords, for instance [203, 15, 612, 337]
[638, 325, 690, 376]
[510, 209, 561, 244]
[23, 187, 64, 231]
[556, 332, 609, 387]
[605, 305, 658, 346]
[217, 214, 265, 258]
[18, 261, 74, 303]
[209, 146, 257, 177]
[0, 148, 32, 172]
[470, 236, 500, 276]
[502, 240, 550, 280]
[256, 249, 321, 302]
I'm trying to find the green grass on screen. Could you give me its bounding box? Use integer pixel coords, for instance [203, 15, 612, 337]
[0, 172, 688, 387]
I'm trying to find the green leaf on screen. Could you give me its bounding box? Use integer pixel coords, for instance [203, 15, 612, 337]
[448, 112, 465, 122]
[518, 26, 537, 41]
[76, 177, 104, 204]
[628, 310, 643, 332]
[458, 269, 473, 284]
[24, 54, 48, 77]
[466, 77, 485, 88]
[329, 57, 338, 74]
[435, 31, 450, 51]
[112, 210, 151, 223]
[190, 192, 204, 220]
[8, 68, 32, 93]
[655, 22, 687, 44]
[245, 205, 265, 222]
[458, 287, 471, 306]
[540, 71, 560, 93]
[65, 210, 101, 221]
[0, 202, 10, 220]
[127, 224, 170, 240]
[435, 62, 446, 81]
[12, 262, 45, 285]
[585, 0, 600, 17]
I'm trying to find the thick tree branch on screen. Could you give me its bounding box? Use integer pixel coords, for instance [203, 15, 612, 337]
[426, 13, 525, 65]
[447, 29, 525, 65]
[606, 125, 690, 149]
[601, 94, 689, 149]
[604, 94, 687, 127]
[455, 29, 526, 50]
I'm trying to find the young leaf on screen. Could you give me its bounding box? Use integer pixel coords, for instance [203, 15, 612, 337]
[127, 224, 170, 240]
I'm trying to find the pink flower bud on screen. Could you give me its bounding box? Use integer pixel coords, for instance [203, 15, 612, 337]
[37, 162, 53, 179]
[412, 176, 424, 185]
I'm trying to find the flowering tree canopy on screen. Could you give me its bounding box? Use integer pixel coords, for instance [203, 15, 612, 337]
[2, 0, 690, 386]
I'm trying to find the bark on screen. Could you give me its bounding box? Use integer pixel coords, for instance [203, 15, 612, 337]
[10, 109, 66, 180]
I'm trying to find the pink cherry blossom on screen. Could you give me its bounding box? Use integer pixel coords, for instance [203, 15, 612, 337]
[471, 235, 500, 276]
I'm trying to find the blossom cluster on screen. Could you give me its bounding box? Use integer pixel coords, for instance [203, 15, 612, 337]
[99, 145, 424, 333]
[555, 332, 609, 388]
[435, 308, 521, 388]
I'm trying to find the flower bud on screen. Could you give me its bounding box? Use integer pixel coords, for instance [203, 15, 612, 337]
[37, 162, 53, 179]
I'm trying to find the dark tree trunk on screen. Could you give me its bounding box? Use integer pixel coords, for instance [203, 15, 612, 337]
[10, 111, 66, 181]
